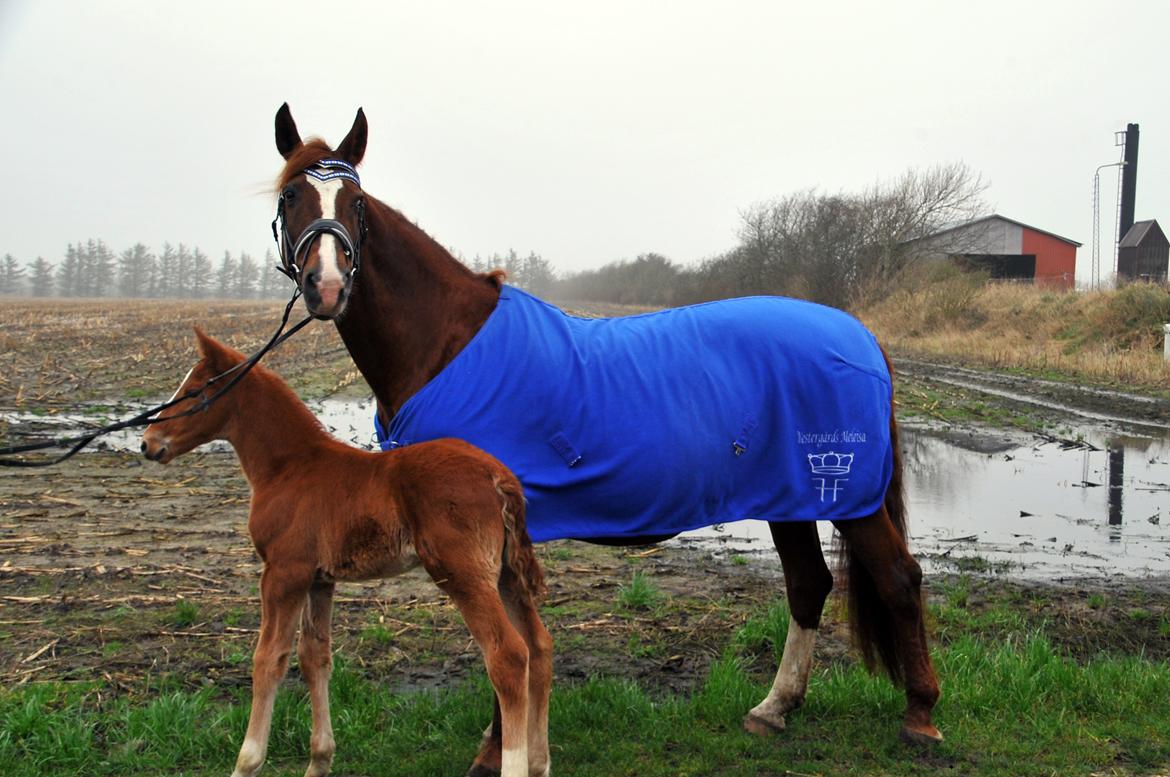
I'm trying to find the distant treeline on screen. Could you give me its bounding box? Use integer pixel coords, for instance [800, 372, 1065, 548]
[1, 164, 986, 309]
[0, 242, 292, 300]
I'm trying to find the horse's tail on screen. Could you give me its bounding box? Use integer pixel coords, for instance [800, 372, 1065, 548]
[496, 474, 546, 605]
[837, 349, 907, 684]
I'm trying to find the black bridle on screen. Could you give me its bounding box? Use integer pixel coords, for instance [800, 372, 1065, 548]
[271, 159, 368, 287]
[0, 288, 312, 468]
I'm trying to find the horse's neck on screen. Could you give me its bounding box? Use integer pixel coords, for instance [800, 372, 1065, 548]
[335, 201, 499, 417]
[225, 373, 328, 486]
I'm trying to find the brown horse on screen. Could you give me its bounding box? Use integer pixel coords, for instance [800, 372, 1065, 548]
[141, 330, 552, 777]
[268, 104, 942, 773]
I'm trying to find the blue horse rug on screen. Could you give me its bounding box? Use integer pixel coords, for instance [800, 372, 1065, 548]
[376, 286, 893, 543]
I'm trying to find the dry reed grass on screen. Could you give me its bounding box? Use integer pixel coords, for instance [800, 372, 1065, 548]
[862, 274, 1170, 390]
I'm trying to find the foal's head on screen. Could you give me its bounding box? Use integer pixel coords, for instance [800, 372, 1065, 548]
[141, 329, 246, 464]
[274, 103, 368, 320]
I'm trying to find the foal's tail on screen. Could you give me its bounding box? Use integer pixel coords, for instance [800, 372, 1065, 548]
[496, 475, 547, 604]
[837, 350, 908, 684]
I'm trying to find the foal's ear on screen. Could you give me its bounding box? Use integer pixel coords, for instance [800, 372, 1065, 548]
[193, 327, 232, 370]
[335, 107, 367, 166]
[275, 102, 303, 160]
[193, 326, 217, 360]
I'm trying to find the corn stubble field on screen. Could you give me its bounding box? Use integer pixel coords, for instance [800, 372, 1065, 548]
[1, 294, 1169, 777]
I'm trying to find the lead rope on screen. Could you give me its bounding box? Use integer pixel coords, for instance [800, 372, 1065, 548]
[0, 288, 312, 468]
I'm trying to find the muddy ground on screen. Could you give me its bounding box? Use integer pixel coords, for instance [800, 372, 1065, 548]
[1, 298, 1168, 699]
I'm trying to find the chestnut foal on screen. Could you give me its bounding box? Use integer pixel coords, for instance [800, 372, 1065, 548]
[141, 330, 552, 777]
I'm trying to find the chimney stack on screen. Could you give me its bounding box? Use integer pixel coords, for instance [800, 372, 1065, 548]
[1119, 123, 1140, 239]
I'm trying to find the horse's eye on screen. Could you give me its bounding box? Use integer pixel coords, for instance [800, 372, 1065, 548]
[352, 196, 365, 212]
[282, 187, 297, 203]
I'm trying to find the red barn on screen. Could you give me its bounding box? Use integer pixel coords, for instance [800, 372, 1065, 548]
[913, 214, 1081, 289]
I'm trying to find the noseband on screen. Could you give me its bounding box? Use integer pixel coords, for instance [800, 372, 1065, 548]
[272, 159, 368, 285]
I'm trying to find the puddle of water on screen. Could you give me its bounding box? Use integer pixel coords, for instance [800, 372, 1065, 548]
[680, 427, 1170, 579]
[6, 399, 1168, 579]
[0, 398, 381, 459]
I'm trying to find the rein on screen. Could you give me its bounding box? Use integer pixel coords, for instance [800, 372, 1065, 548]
[271, 159, 367, 286]
[0, 290, 313, 468]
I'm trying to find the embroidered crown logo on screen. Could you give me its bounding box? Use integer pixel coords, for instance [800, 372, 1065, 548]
[807, 451, 854, 476]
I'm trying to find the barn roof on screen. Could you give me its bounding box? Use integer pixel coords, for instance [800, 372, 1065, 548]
[918, 214, 1082, 247]
[1119, 219, 1166, 248]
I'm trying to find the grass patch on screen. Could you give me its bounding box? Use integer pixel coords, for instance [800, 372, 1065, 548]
[168, 599, 200, 628]
[731, 601, 790, 663]
[617, 571, 664, 611]
[2, 628, 1169, 776]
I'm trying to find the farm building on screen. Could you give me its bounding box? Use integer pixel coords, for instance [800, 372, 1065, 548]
[910, 214, 1080, 289]
[1117, 219, 1168, 283]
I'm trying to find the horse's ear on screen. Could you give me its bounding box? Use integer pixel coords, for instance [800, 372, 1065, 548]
[335, 107, 367, 166]
[193, 326, 216, 360]
[275, 102, 303, 160]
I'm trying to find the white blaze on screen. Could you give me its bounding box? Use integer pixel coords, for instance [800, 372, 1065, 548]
[166, 367, 195, 404]
[305, 177, 345, 287]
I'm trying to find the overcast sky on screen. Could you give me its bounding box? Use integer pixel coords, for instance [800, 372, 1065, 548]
[1, 1, 1166, 282]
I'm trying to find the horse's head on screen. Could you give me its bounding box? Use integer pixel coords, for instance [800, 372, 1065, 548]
[273, 103, 368, 319]
[141, 329, 244, 463]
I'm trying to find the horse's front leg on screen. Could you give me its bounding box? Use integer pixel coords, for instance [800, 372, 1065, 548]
[298, 580, 336, 777]
[744, 521, 833, 735]
[231, 564, 312, 777]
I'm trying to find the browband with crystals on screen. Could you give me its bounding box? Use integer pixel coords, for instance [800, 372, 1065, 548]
[304, 158, 361, 187]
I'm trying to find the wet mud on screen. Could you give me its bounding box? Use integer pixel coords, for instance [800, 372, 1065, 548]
[1, 300, 1168, 699]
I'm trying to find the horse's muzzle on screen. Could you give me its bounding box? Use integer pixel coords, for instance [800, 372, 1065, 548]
[141, 436, 171, 463]
[302, 273, 349, 319]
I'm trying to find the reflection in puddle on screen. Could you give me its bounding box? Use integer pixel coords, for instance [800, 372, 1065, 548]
[5, 398, 1168, 579]
[682, 427, 1170, 579]
[898, 429, 1168, 577]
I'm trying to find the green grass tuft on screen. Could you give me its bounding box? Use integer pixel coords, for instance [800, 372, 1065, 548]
[617, 571, 664, 611]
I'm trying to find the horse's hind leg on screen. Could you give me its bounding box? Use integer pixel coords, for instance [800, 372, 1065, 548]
[834, 512, 941, 744]
[744, 520, 833, 736]
[298, 580, 336, 777]
[449, 585, 531, 777]
[470, 698, 504, 777]
[500, 575, 553, 777]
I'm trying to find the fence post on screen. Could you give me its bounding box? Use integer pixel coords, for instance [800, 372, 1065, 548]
[1164, 324, 1170, 363]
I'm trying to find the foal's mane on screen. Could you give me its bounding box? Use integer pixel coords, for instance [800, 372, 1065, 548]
[206, 337, 326, 435]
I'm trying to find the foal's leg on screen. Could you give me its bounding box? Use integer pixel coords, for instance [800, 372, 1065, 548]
[232, 565, 312, 777]
[449, 585, 531, 777]
[744, 520, 834, 735]
[833, 513, 942, 744]
[298, 580, 336, 777]
[469, 698, 503, 777]
[501, 580, 553, 777]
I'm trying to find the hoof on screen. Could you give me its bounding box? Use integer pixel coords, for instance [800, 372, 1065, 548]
[900, 724, 944, 747]
[742, 711, 786, 736]
[466, 764, 502, 777]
